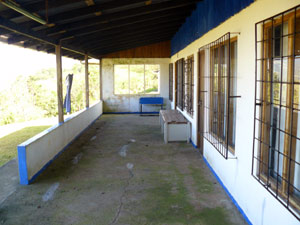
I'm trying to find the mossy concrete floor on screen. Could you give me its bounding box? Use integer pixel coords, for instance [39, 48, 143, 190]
[0, 115, 248, 225]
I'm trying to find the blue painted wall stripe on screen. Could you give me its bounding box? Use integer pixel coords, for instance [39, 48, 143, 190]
[171, 0, 254, 55]
[17, 146, 29, 185]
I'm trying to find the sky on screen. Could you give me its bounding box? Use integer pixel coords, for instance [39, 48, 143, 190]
[0, 42, 77, 91]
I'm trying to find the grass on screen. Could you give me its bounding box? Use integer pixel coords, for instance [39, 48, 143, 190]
[0, 126, 50, 167]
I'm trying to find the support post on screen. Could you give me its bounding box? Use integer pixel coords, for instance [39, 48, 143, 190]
[56, 44, 64, 124]
[85, 54, 89, 108]
[99, 58, 103, 100]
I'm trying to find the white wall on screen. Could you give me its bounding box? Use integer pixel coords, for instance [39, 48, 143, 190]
[18, 101, 103, 185]
[170, 0, 300, 224]
[102, 58, 170, 112]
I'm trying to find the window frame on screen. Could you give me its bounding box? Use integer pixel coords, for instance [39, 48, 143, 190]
[252, 5, 300, 220]
[113, 64, 160, 96]
[176, 59, 185, 110]
[185, 55, 194, 116]
[198, 33, 238, 159]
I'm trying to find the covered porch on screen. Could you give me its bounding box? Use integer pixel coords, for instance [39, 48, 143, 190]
[2, 0, 300, 224]
[0, 115, 246, 224]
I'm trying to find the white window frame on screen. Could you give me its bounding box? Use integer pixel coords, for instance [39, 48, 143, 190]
[113, 64, 160, 96]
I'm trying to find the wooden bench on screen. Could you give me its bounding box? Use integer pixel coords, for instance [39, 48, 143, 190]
[139, 97, 163, 113]
[159, 110, 190, 143]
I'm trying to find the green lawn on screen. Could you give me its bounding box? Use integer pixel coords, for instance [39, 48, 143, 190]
[0, 126, 50, 167]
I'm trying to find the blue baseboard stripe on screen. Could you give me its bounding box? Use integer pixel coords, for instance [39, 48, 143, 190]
[18, 114, 102, 185]
[190, 138, 198, 149]
[203, 157, 252, 225]
[103, 112, 159, 114]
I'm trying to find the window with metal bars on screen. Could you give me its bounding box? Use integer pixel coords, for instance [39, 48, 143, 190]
[185, 55, 194, 116]
[199, 33, 238, 159]
[176, 58, 184, 110]
[252, 5, 300, 220]
[169, 63, 173, 101]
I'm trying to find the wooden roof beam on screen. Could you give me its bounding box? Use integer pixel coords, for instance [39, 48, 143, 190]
[1, 0, 83, 20]
[89, 33, 173, 54]
[57, 10, 189, 39]
[79, 27, 178, 50]
[43, 0, 197, 36]
[66, 16, 185, 46]
[0, 16, 98, 59]
[96, 37, 172, 57]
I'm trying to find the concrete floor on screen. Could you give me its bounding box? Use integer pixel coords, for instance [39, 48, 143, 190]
[0, 115, 247, 225]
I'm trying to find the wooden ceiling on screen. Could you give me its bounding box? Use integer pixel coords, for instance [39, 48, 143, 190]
[0, 0, 201, 59]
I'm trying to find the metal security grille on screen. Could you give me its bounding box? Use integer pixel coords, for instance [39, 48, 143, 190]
[199, 33, 238, 159]
[176, 58, 184, 110]
[185, 55, 194, 116]
[252, 5, 300, 220]
[169, 63, 173, 101]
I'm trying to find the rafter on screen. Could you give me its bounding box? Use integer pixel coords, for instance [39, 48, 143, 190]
[43, 0, 197, 37]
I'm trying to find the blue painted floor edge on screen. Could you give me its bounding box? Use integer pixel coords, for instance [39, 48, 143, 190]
[189, 141, 252, 225]
[25, 114, 102, 185]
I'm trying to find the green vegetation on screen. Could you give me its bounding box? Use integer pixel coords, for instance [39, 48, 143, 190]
[143, 167, 230, 225]
[0, 63, 99, 126]
[189, 166, 214, 193]
[0, 126, 50, 166]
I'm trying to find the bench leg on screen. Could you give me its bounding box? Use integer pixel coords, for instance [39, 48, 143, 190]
[164, 123, 168, 143]
[186, 123, 190, 143]
[159, 113, 161, 125]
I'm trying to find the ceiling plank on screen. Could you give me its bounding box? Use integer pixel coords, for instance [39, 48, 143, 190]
[47, 0, 144, 24]
[65, 15, 185, 46]
[1, 0, 84, 20]
[43, 0, 197, 36]
[19, 0, 146, 30]
[0, 16, 98, 58]
[91, 33, 173, 54]
[79, 27, 178, 50]
[57, 10, 189, 40]
[96, 36, 172, 56]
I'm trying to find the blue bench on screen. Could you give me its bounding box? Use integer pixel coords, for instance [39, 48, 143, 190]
[139, 97, 164, 113]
